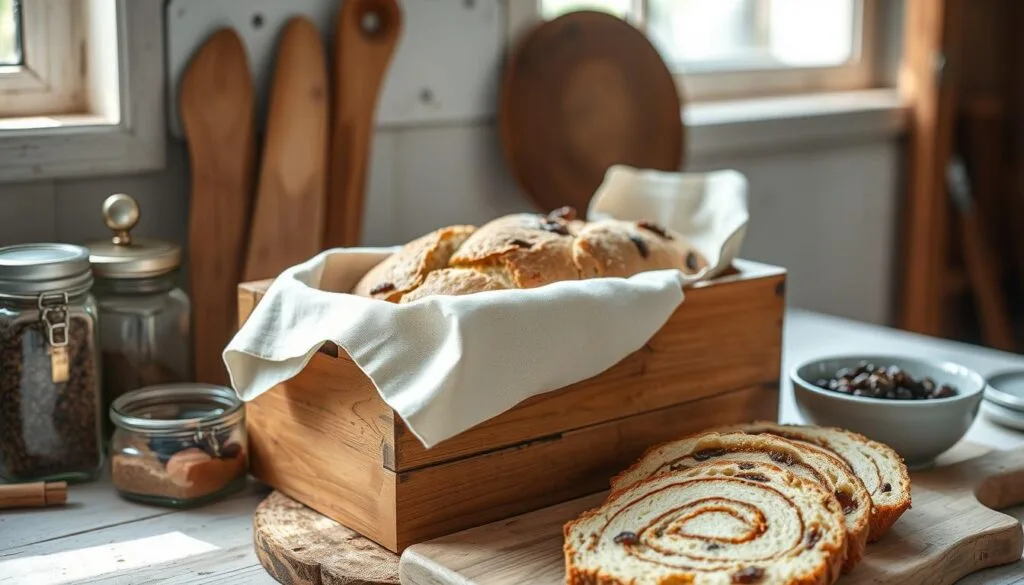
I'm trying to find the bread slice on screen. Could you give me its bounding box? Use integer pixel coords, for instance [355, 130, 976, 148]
[565, 460, 847, 585]
[351, 225, 476, 302]
[611, 432, 871, 572]
[713, 421, 911, 541]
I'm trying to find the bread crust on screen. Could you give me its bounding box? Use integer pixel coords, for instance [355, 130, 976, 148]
[351, 225, 476, 301]
[398, 268, 510, 303]
[711, 421, 912, 542]
[574, 219, 707, 279]
[352, 208, 711, 302]
[564, 460, 847, 585]
[449, 213, 583, 288]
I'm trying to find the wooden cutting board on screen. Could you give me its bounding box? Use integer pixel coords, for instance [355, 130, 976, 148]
[499, 10, 684, 214]
[400, 445, 1024, 585]
[180, 28, 256, 387]
[243, 16, 328, 282]
[253, 491, 398, 585]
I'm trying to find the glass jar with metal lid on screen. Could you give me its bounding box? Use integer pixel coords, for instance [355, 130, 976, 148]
[110, 384, 247, 507]
[86, 193, 192, 441]
[0, 243, 104, 483]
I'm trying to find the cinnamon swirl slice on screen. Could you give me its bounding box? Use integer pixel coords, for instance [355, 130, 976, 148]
[712, 421, 911, 541]
[565, 460, 846, 585]
[611, 432, 871, 572]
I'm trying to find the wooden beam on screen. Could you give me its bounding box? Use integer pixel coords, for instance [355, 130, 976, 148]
[897, 0, 962, 336]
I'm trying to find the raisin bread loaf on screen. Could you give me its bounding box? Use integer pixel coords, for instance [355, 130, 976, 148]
[351, 225, 476, 302]
[350, 207, 708, 303]
[610, 432, 871, 572]
[713, 421, 911, 541]
[564, 460, 847, 585]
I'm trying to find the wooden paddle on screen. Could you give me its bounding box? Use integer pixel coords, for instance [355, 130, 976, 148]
[500, 10, 684, 214]
[180, 28, 256, 386]
[244, 17, 329, 281]
[325, 0, 403, 249]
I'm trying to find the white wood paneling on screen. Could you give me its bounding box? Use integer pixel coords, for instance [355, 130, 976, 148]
[165, 0, 504, 138]
[693, 140, 901, 325]
[0, 182, 57, 246]
[53, 143, 190, 248]
[388, 123, 529, 238]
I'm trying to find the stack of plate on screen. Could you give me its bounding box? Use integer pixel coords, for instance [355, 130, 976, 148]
[982, 371, 1024, 431]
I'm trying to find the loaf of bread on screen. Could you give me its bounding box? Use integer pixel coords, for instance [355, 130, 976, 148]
[351, 207, 708, 303]
[564, 459, 847, 585]
[713, 421, 911, 541]
[610, 432, 871, 572]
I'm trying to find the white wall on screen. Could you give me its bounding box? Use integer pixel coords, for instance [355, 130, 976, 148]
[0, 7, 903, 327]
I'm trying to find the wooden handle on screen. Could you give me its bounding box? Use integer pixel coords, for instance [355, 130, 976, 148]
[325, 0, 403, 249]
[0, 481, 67, 509]
[936, 446, 1024, 510]
[244, 17, 329, 282]
[181, 28, 257, 386]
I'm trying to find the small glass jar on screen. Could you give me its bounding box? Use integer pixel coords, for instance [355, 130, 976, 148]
[110, 384, 247, 507]
[0, 243, 104, 483]
[86, 194, 192, 441]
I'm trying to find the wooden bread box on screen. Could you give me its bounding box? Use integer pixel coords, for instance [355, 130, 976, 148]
[235, 259, 786, 553]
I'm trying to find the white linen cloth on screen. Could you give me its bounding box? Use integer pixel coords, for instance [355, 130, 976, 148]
[223, 165, 749, 448]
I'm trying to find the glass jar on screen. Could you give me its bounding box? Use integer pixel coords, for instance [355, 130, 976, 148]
[110, 384, 247, 507]
[0, 243, 104, 483]
[86, 194, 191, 441]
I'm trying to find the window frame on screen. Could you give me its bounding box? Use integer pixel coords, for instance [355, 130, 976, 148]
[0, 0, 89, 118]
[0, 0, 165, 182]
[508, 0, 881, 103]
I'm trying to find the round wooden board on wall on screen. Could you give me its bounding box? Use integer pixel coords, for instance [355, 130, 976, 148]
[499, 10, 685, 213]
[253, 490, 399, 585]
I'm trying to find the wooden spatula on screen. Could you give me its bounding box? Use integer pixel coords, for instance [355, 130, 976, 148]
[180, 28, 256, 387]
[244, 17, 329, 281]
[325, 0, 403, 248]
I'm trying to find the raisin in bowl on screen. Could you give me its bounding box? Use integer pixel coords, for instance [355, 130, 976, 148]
[790, 355, 986, 469]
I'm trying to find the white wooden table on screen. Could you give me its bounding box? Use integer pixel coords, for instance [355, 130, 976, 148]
[3, 309, 1024, 584]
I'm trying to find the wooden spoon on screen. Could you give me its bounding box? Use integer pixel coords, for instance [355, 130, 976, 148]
[180, 28, 256, 386]
[244, 17, 329, 281]
[325, 0, 403, 248]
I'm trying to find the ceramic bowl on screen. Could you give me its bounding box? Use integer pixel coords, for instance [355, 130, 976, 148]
[791, 355, 986, 469]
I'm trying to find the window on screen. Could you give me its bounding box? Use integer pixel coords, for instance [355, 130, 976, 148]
[0, 0, 113, 121]
[0, 0, 165, 182]
[531, 0, 877, 101]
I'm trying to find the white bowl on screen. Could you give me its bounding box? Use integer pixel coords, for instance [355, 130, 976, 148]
[791, 355, 985, 469]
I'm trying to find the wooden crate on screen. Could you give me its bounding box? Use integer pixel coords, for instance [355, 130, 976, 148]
[236, 259, 786, 553]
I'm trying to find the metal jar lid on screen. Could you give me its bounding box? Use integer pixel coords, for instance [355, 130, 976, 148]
[0, 243, 93, 297]
[86, 193, 181, 279]
[984, 370, 1024, 412]
[110, 383, 243, 434]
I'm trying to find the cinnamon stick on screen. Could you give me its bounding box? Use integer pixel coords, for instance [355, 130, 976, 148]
[0, 481, 67, 509]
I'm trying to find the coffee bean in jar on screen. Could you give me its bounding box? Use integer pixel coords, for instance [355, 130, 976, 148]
[814, 362, 958, 400]
[0, 244, 104, 483]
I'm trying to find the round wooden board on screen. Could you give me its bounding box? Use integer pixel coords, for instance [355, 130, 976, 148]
[253, 490, 399, 585]
[500, 10, 685, 213]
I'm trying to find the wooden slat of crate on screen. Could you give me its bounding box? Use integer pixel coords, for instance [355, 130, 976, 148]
[244, 354, 400, 550]
[393, 382, 776, 549]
